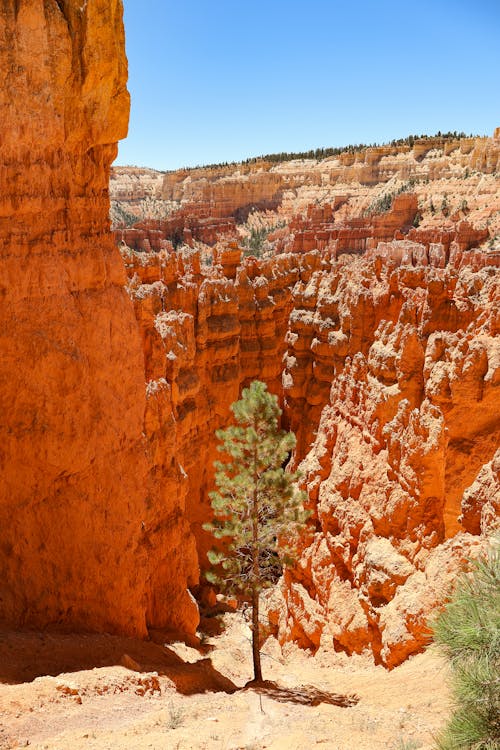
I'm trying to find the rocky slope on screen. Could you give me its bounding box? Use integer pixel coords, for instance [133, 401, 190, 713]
[118, 145, 499, 664]
[276, 248, 499, 666]
[111, 132, 500, 241]
[0, 0, 197, 637]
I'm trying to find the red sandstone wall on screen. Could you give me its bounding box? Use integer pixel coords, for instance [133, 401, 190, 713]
[0, 0, 198, 637]
[121, 246, 310, 565]
[122, 230, 499, 668]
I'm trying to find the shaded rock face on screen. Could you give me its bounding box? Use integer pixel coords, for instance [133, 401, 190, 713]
[121, 246, 312, 563]
[0, 0, 198, 637]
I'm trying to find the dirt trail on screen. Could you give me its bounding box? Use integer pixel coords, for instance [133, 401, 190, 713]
[0, 613, 450, 750]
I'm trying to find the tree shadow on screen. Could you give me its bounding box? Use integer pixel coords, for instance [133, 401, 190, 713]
[0, 629, 237, 695]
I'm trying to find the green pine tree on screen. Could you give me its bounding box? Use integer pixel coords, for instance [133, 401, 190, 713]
[432, 535, 500, 750]
[203, 380, 309, 682]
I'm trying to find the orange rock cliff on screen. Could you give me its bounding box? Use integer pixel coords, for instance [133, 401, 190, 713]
[121, 235, 499, 668]
[0, 0, 197, 637]
[1, 1, 498, 671]
[115, 131, 500, 666]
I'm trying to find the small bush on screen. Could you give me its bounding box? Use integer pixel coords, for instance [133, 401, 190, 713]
[167, 702, 184, 729]
[365, 178, 419, 216]
[432, 536, 499, 750]
[112, 203, 138, 228]
[243, 226, 269, 257]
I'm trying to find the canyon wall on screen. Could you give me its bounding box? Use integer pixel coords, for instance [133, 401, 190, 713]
[276, 248, 499, 666]
[113, 131, 499, 666]
[122, 245, 315, 563]
[122, 233, 499, 667]
[111, 132, 500, 237]
[0, 0, 197, 637]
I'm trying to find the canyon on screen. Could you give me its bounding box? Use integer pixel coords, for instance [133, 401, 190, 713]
[0, 0, 498, 686]
[112, 130, 500, 667]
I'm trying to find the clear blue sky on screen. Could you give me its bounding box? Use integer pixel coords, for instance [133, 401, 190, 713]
[117, 0, 500, 170]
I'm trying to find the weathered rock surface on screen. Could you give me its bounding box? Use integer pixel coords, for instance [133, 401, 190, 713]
[121, 220, 499, 667]
[113, 129, 499, 665]
[0, 0, 198, 637]
[122, 246, 312, 562]
[276, 252, 499, 666]
[111, 131, 500, 242]
[3, 3, 497, 668]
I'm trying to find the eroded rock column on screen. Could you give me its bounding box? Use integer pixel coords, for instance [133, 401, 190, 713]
[0, 0, 198, 636]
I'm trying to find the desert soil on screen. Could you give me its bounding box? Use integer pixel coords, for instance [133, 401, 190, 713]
[0, 612, 451, 750]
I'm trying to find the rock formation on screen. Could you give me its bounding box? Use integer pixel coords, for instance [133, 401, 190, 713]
[120, 209, 499, 667]
[0, 0, 197, 637]
[121, 245, 308, 562]
[115, 127, 499, 666]
[276, 249, 499, 666]
[111, 131, 500, 240]
[2, 1, 497, 668]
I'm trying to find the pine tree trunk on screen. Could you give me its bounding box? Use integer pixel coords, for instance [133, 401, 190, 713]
[251, 439, 262, 682]
[251, 583, 262, 682]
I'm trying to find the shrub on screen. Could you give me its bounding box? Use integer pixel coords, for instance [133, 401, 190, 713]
[243, 226, 269, 257]
[432, 536, 499, 750]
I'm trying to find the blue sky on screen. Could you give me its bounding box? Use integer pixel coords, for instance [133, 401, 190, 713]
[117, 0, 500, 170]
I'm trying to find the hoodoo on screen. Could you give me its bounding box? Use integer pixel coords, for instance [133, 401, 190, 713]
[114, 132, 500, 666]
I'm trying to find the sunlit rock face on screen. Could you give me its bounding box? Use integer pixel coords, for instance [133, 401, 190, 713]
[124, 237, 499, 667]
[115, 130, 499, 666]
[276, 250, 499, 667]
[0, 0, 198, 637]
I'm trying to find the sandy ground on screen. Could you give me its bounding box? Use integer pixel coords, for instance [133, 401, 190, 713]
[0, 612, 451, 750]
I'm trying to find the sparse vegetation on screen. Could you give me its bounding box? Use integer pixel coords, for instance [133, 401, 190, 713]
[167, 702, 184, 729]
[391, 739, 421, 750]
[242, 220, 285, 257]
[431, 536, 500, 750]
[243, 226, 271, 257]
[112, 203, 139, 228]
[365, 177, 418, 216]
[167, 132, 477, 173]
[203, 380, 309, 681]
